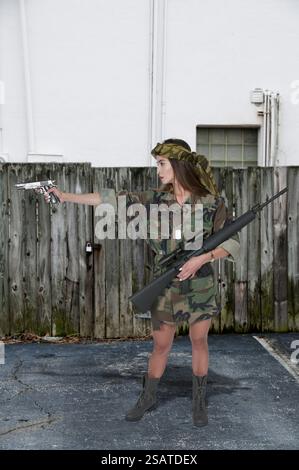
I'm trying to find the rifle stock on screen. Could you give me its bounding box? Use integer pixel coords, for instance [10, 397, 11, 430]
[130, 266, 179, 312]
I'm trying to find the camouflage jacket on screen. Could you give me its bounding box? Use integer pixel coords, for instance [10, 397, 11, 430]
[100, 189, 240, 274]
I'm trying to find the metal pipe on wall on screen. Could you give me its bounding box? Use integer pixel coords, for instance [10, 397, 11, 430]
[262, 90, 280, 167]
[263, 90, 268, 166]
[148, 0, 167, 163]
[19, 0, 35, 156]
[147, 0, 154, 164]
[265, 92, 270, 166]
[270, 92, 280, 167]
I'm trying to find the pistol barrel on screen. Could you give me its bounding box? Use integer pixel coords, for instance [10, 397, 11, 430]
[14, 180, 55, 190]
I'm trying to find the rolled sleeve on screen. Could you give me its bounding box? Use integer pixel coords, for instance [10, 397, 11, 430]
[218, 237, 240, 262]
[100, 188, 117, 211]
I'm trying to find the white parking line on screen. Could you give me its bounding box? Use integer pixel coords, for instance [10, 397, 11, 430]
[253, 336, 299, 384]
[0, 341, 4, 364]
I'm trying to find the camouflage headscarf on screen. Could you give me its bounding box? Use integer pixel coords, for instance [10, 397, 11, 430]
[151, 142, 219, 197]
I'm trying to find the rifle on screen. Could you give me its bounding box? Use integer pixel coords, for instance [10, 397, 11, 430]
[15, 180, 60, 204]
[129, 187, 288, 313]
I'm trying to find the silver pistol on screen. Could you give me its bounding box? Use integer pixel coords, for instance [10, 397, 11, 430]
[15, 180, 60, 204]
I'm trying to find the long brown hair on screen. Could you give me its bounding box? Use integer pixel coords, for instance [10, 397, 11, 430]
[158, 139, 210, 198]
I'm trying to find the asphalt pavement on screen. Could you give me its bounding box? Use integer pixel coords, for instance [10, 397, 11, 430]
[0, 333, 298, 450]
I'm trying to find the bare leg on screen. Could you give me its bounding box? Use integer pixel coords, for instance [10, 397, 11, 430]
[148, 323, 176, 378]
[189, 319, 211, 376]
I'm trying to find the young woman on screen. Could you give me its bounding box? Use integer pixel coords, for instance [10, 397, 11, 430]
[44, 138, 239, 427]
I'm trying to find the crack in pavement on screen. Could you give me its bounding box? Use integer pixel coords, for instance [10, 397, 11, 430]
[0, 356, 59, 433]
[0, 416, 60, 437]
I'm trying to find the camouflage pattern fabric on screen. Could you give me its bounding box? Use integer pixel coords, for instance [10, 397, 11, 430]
[143, 191, 223, 330]
[151, 142, 219, 197]
[99, 188, 240, 331]
[150, 272, 218, 331]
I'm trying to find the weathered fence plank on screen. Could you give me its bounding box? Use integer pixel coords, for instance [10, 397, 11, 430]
[0, 164, 9, 335]
[140, 169, 157, 338]
[35, 164, 52, 335]
[130, 168, 155, 337]
[273, 167, 288, 331]
[50, 164, 67, 336]
[8, 165, 24, 333]
[260, 168, 274, 332]
[93, 168, 106, 339]
[64, 165, 80, 334]
[22, 165, 38, 333]
[233, 169, 248, 332]
[210, 168, 221, 333]
[287, 167, 299, 330]
[247, 167, 261, 331]
[118, 168, 133, 338]
[104, 168, 120, 338]
[217, 168, 235, 332]
[77, 163, 94, 337]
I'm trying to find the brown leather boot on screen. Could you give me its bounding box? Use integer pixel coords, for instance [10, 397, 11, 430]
[192, 374, 208, 427]
[125, 374, 160, 422]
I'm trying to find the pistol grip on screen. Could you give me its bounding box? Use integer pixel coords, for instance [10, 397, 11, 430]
[45, 185, 60, 204]
[50, 192, 60, 204]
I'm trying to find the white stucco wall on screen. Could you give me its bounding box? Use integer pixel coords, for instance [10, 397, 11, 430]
[0, 0, 151, 165]
[0, 0, 298, 166]
[0, 0, 28, 161]
[164, 0, 299, 166]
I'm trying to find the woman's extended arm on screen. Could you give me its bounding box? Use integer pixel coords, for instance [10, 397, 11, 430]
[45, 187, 101, 206]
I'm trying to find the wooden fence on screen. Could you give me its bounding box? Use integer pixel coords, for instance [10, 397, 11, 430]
[0, 164, 298, 337]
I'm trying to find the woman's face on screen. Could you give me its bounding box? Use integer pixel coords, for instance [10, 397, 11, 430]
[156, 156, 174, 185]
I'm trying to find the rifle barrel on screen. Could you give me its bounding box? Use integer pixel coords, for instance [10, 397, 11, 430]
[253, 187, 287, 212]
